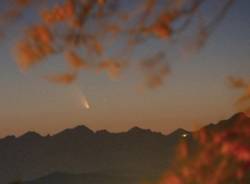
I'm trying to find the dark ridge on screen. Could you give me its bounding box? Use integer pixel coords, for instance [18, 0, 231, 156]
[0, 135, 16, 145]
[96, 129, 110, 135]
[169, 128, 190, 136]
[202, 112, 249, 133]
[127, 127, 152, 134]
[0, 112, 248, 183]
[19, 131, 42, 140]
[229, 112, 247, 121]
[54, 125, 94, 137]
[1, 135, 16, 141]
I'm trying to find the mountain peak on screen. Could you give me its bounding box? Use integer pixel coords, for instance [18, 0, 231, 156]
[73, 125, 94, 133]
[19, 131, 42, 139]
[54, 125, 94, 138]
[204, 112, 250, 132]
[230, 112, 248, 121]
[128, 127, 151, 134]
[170, 128, 189, 136]
[96, 129, 110, 135]
[223, 112, 249, 126]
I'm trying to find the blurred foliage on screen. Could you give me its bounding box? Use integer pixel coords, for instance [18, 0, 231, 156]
[159, 114, 250, 184]
[0, 0, 235, 89]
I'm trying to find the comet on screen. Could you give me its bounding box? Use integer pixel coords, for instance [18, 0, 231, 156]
[81, 95, 90, 110]
[72, 85, 91, 110]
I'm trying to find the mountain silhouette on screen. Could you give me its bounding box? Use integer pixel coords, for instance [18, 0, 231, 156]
[202, 112, 249, 133]
[24, 171, 155, 184]
[0, 113, 249, 184]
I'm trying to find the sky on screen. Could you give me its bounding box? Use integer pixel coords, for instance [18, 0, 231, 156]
[0, 0, 249, 137]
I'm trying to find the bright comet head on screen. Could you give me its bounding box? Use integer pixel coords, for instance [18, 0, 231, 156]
[81, 96, 90, 110]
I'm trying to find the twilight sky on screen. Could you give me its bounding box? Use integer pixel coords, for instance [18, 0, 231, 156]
[0, 0, 249, 137]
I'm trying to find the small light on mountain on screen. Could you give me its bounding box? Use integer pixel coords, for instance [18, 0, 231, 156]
[182, 133, 188, 138]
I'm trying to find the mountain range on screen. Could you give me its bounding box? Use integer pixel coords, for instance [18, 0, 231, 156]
[1, 112, 249, 184]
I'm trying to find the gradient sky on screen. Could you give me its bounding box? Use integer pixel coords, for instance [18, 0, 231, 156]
[0, 0, 250, 137]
